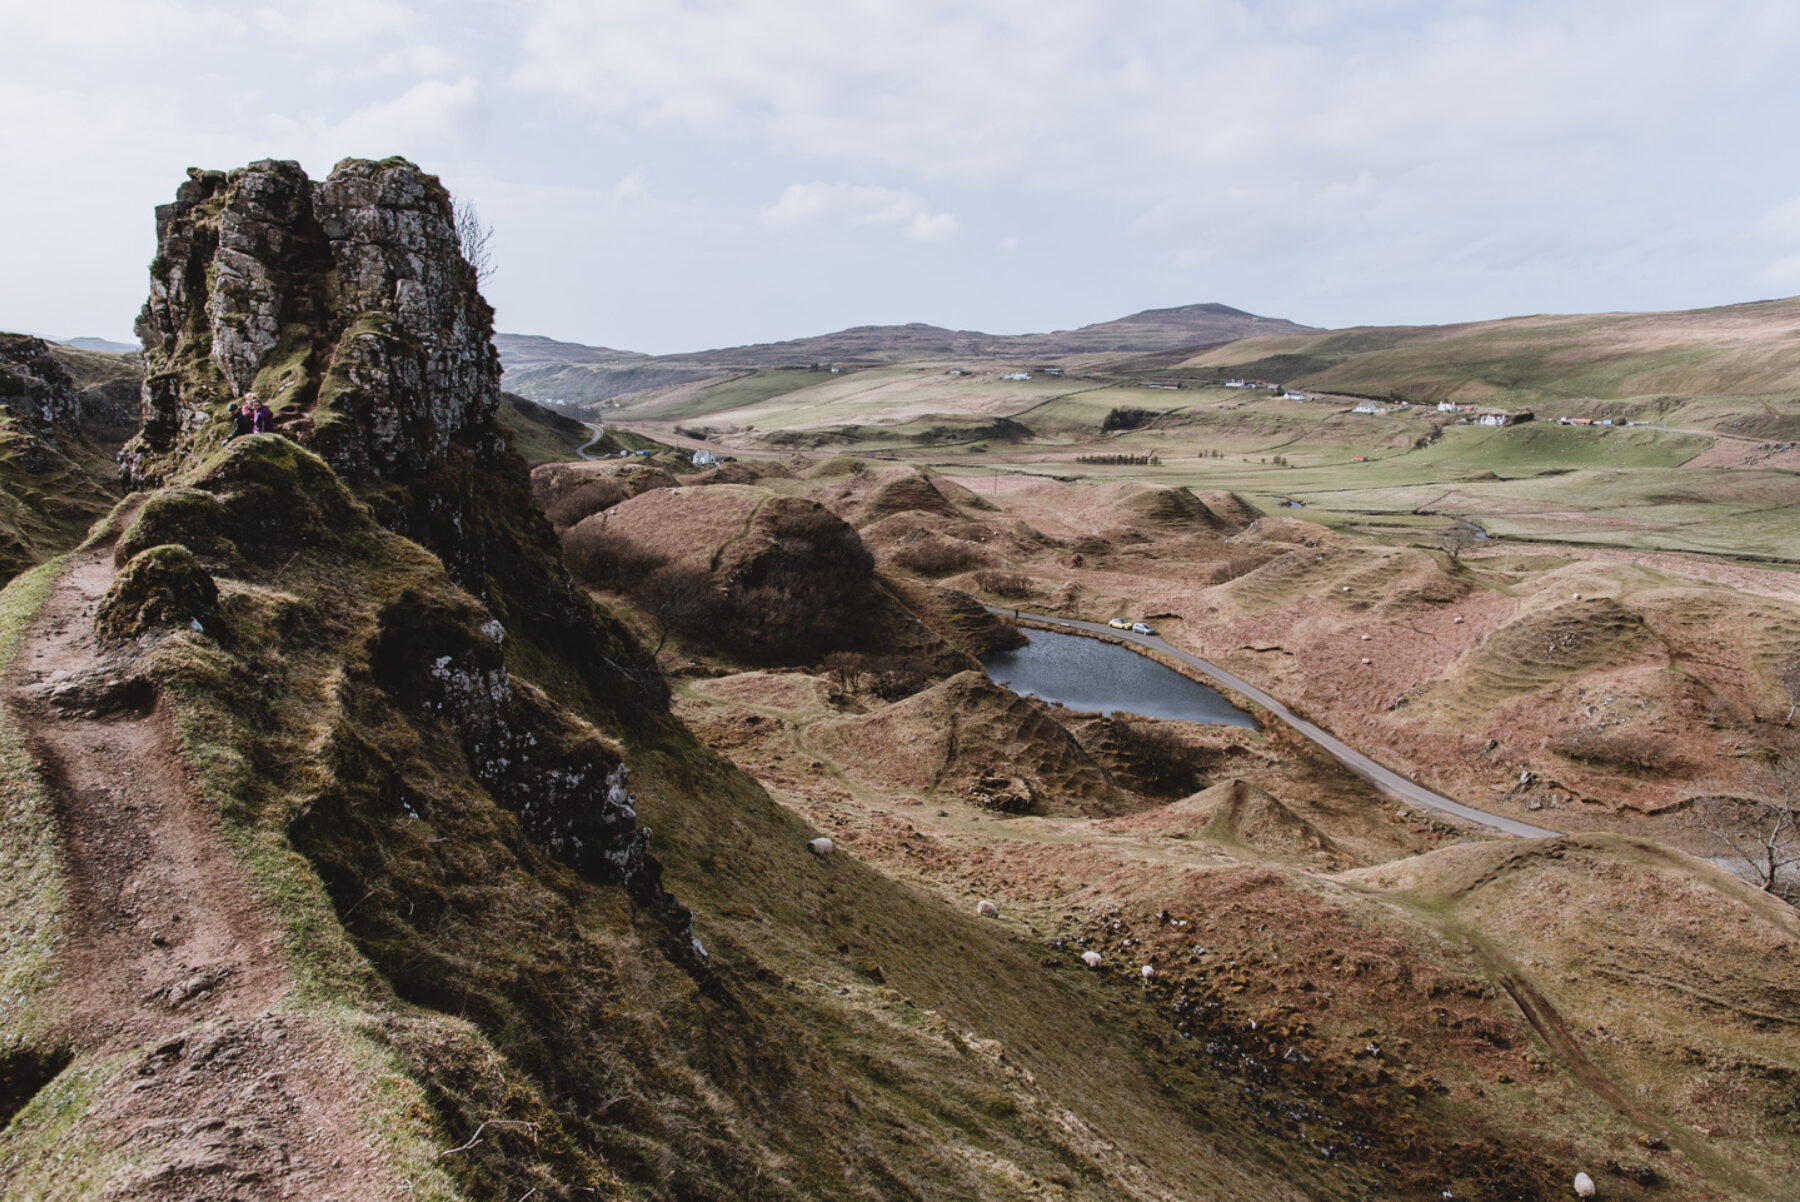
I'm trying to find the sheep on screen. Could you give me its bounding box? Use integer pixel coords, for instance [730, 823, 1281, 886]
[976, 899, 999, 918]
[807, 836, 834, 856]
[1361, 657, 1372, 665]
[1360, 633, 1371, 641]
[1573, 1171, 1595, 1198]
[1081, 950, 1102, 968]
[1140, 964, 1156, 979]
[1572, 592, 1582, 600]
[1453, 616, 1465, 623]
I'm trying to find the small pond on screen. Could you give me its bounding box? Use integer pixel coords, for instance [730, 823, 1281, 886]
[979, 628, 1256, 727]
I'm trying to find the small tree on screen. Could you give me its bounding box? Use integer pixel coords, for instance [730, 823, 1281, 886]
[1689, 759, 1800, 905]
[635, 563, 719, 655]
[1437, 521, 1482, 564]
[453, 197, 495, 286]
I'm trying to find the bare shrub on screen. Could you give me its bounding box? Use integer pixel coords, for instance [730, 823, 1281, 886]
[1101, 407, 1153, 432]
[824, 651, 934, 700]
[1076, 452, 1161, 466]
[1548, 729, 1690, 774]
[1091, 720, 1212, 798]
[636, 563, 721, 654]
[545, 479, 629, 530]
[453, 197, 495, 286]
[891, 537, 979, 577]
[1688, 790, 1799, 904]
[562, 523, 666, 590]
[973, 569, 1034, 598]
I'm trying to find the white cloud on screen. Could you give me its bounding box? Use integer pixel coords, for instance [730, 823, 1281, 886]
[512, 0, 1800, 283]
[762, 182, 958, 242]
[318, 77, 487, 155]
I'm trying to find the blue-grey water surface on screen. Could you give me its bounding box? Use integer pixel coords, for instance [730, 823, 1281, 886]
[979, 628, 1255, 727]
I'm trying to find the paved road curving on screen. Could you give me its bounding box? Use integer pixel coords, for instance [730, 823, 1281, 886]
[577, 422, 606, 460]
[986, 607, 1562, 839]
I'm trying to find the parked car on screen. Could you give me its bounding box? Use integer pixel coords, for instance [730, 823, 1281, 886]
[1107, 618, 1131, 630]
[1130, 622, 1156, 635]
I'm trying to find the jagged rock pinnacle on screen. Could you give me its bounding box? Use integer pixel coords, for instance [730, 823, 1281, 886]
[125, 156, 501, 486]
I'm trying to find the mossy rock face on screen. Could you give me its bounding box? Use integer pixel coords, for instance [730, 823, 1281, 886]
[115, 488, 238, 566]
[195, 435, 359, 553]
[96, 544, 221, 641]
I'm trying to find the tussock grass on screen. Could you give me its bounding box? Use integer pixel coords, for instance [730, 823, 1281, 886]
[0, 557, 72, 1044]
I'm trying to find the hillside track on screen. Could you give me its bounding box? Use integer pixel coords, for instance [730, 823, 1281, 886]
[3, 539, 398, 1200]
[989, 607, 1562, 839]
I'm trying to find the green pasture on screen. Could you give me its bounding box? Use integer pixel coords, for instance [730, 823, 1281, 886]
[1180, 299, 1800, 411]
[640, 368, 834, 421]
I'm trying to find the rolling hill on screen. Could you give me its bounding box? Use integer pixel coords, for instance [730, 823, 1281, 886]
[498, 303, 1312, 402]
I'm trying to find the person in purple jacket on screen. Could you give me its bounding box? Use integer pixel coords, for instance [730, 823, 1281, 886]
[250, 396, 274, 433]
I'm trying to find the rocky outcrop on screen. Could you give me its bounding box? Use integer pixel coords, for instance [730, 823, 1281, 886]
[0, 334, 124, 583]
[124, 157, 666, 720]
[127, 157, 499, 484]
[0, 333, 83, 432]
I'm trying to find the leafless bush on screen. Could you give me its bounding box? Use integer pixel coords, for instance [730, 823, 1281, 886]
[891, 537, 979, 577]
[545, 478, 629, 530]
[1548, 729, 1689, 774]
[823, 652, 934, 700]
[1688, 791, 1799, 904]
[562, 523, 666, 590]
[636, 563, 721, 653]
[1076, 452, 1161, 466]
[973, 569, 1034, 598]
[1094, 720, 1212, 798]
[453, 197, 495, 286]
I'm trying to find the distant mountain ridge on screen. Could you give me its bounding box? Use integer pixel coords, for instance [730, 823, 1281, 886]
[498, 303, 1311, 402]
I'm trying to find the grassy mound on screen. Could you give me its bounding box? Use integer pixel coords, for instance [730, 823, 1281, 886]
[809, 670, 1133, 816]
[1424, 597, 1650, 721]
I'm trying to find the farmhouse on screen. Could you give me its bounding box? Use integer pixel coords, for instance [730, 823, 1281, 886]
[1353, 401, 1388, 415]
[1225, 378, 1248, 388]
[1437, 401, 1461, 412]
[1283, 390, 1308, 400]
[1002, 372, 1031, 381]
[1474, 408, 1533, 427]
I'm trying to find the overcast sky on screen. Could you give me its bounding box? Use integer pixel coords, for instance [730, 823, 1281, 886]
[4, 0, 1799, 353]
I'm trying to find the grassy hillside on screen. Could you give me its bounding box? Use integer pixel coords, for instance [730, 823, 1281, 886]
[1174, 297, 1800, 413]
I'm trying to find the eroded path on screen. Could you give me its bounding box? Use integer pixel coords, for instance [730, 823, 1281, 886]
[3, 540, 399, 1200]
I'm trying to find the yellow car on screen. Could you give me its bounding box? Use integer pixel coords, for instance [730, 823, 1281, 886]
[1107, 618, 1132, 630]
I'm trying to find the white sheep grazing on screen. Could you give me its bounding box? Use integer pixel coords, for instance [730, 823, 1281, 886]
[1361, 657, 1373, 665]
[1081, 950, 1102, 968]
[1140, 964, 1155, 979]
[1573, 1172, 1595, 1198]
[807, 836, 834, 856]
[976, 899, 999, 918]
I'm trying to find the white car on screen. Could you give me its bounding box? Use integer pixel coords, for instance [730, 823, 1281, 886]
[1130, 622, 1156, 635]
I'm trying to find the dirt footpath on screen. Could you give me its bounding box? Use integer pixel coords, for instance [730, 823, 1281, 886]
[4, 541, 400, 1200]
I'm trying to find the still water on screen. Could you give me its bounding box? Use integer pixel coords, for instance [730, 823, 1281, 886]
[979, 628, 1255, 727]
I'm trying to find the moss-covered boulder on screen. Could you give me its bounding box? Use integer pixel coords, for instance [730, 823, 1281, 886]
[114, 487, 237, 566]
[96, 544, 221, 640]
[194, 435, 361, 554]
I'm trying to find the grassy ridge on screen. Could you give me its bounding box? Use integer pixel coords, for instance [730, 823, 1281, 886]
[1178, 298, 1800, 407]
